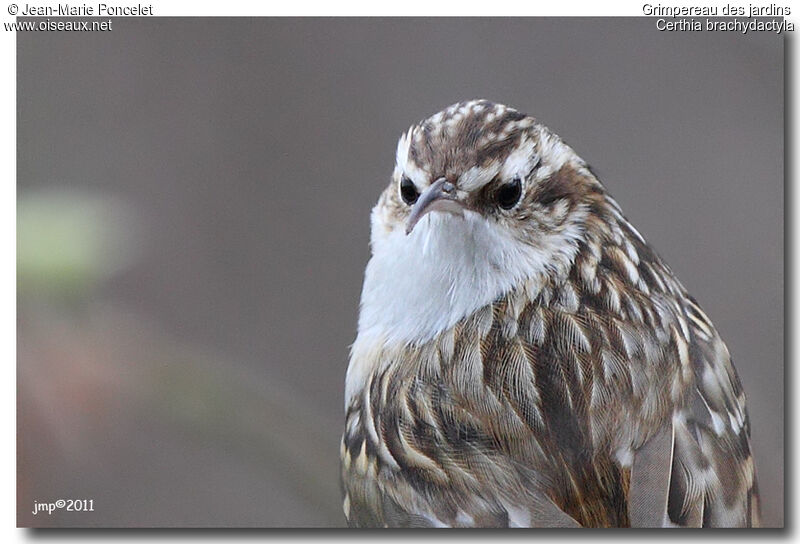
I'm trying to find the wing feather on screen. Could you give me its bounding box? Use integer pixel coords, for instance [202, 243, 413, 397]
[628, 421, 674, 527]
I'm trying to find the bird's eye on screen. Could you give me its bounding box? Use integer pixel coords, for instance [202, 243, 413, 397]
[400, 176, 419, 205]
[496, 177, 522, 210]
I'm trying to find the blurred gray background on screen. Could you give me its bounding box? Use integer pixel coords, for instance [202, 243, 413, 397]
[17, 18, 782, 527]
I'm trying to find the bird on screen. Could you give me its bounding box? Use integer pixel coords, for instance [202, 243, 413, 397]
[340, 100, 759, 528]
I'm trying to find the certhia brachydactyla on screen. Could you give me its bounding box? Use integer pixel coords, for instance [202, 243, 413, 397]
[341, 100, 759, 528]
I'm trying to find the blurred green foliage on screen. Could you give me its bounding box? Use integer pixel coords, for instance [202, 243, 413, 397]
[17, 189, 139, 299]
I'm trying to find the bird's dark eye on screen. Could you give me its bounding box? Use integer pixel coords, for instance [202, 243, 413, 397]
[496, 177, 522, 210]
[400, 176, 419, 205]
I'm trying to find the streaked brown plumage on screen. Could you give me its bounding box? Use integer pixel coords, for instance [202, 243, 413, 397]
[341, 100, 759, 527]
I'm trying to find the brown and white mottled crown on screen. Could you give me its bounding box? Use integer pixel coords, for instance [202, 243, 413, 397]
[397, 100, 540, 183]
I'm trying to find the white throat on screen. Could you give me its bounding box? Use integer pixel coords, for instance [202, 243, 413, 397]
[358, 210, 549, 346]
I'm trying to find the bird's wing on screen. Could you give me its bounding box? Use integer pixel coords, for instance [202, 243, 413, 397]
[624, 299, 759, 528]
[621, 297, 759, 528]
[660, 298, 759, 527]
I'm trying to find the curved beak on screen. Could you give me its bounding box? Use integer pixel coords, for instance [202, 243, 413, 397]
[405, 178, 466, 235]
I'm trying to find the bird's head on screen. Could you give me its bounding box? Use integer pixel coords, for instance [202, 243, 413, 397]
[360, 100, 605, 345]
[373, 100, 601, 255]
